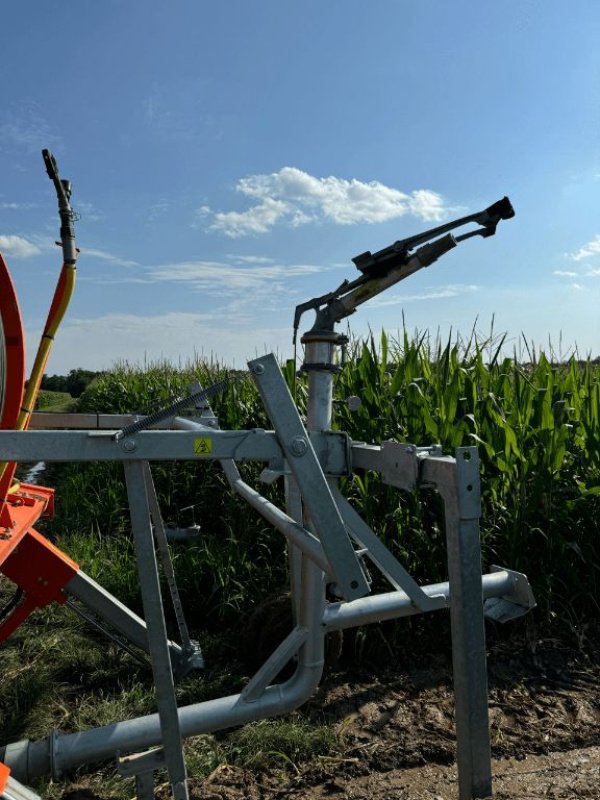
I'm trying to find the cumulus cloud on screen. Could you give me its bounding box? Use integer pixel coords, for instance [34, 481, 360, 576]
[569, 235, 600, 261]
[0, 234, 41, 258]
[553, 269, 578, 277]
[206, 167, 448, 237]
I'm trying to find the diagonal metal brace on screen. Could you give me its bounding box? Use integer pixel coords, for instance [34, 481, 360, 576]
[330, 486, 445, 612]
[249, 354, 369, 601]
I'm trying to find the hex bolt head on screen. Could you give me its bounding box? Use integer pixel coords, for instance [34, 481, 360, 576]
[122, 439, 137, 452]
[290, 435, 308, 456]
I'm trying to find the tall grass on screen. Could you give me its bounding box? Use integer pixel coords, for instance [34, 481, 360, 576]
[47, 337, 599, 635]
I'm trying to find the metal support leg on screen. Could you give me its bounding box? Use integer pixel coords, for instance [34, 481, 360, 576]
[142, 462, 204, 673]
[421, 447, 492, 800]
[124, 461, 189, 800]
[284, 472, 304, 619]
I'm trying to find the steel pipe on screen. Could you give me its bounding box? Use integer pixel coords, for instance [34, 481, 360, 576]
[172, 417, 332, 575]
[323, 569, 514, 630]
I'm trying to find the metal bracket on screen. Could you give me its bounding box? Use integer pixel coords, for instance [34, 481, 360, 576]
[484, 565, 537, 622]
[351, 441, 419, 490]
[117, 747, 166, 800]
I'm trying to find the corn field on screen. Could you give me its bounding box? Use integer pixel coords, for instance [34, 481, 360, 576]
[47, 331, 600, 645]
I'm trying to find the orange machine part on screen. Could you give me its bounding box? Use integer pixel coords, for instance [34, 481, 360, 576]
[0, 252, 26, 513]
[0, 761, 10, 792]
[0, 252, 25, 431]
[0, 483, 79, 643]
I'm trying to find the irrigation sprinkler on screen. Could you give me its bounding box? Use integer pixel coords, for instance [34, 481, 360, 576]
[0, 174, 535, 800]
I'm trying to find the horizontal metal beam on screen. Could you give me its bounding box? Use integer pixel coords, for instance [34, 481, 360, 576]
[0, 429, 348, 473]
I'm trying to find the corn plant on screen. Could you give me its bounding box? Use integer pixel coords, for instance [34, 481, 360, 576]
[46, 337, 600, 639]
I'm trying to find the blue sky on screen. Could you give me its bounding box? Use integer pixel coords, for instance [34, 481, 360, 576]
[1, 1, 600, 373]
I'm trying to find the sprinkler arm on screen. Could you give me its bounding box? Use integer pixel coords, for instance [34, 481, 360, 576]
[42, 149, 78, 265]
[293, 196, 514, 340]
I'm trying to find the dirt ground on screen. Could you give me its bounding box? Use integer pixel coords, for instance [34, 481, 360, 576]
[164, 634, 600, 800]
[58, 631, 600, 800]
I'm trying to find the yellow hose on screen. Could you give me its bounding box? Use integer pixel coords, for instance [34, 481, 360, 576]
[18, 261, 77, 430]
[0, 150, 78, 503]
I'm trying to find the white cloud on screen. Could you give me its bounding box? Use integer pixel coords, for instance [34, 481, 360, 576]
[83, 248, 141, 268]
[571, 283, 583, 290]
[206, 167, 448, 237]
[369, 284, 479, 308]
[146, 199, 171, 222]
[227, 254, 275, 265]
[0, 105, 60, 152]
[76, 201, 104, 223]
[553, 269, 578, 277]
[150, 260, 321, 292]
[569, 235, 600, 261]
[211, 198, 289, 237]
[0, 202, 35, 210]
[0, 234, 41, 258]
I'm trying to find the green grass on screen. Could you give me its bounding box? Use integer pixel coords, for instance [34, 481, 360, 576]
[34, 389, 76, 412]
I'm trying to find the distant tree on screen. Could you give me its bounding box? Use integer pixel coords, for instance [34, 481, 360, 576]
[40, 368, 102, 398]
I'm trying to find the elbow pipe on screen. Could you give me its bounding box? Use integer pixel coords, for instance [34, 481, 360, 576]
[2, 558, 326, 783]
[2, 666, 324, 782]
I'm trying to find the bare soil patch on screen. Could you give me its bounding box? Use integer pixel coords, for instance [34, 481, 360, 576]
[61, 631, 600, 800]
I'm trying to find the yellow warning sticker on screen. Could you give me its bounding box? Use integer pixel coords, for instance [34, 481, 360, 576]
[194, 437, 212, 455]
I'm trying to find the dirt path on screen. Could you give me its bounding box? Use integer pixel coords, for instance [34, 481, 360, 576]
[186, 744, 600, 799]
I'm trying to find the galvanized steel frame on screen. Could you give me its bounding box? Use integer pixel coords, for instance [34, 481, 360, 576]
[0, 354, 537, 800]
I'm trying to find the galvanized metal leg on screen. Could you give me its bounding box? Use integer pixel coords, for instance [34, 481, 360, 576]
[123, 461, 189, 800]
[421, 447, 492, 800]
[284, 472, 304, 619]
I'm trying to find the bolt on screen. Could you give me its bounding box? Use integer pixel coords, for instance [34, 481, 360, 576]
[252, 363, 265, 375]
[122, 439, 137, 453]
[290, 435, 308, 456]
